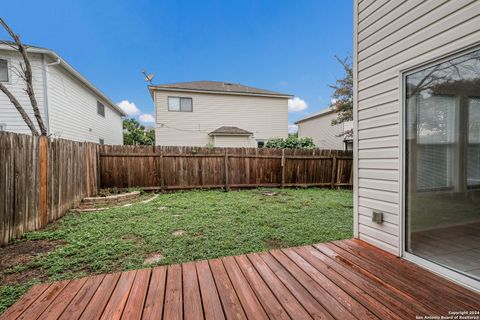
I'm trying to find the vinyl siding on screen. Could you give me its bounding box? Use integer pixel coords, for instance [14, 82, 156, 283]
[354, 0, 480, 255]
[212, 135, 253, 148]
[0, 51, 46, 134]
[297, 111, 352, 150]
[47, 57, 123, 144]
[154, 90, 288, 147]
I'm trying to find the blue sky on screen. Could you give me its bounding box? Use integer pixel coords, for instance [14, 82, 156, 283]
[2, 0, 353, 130]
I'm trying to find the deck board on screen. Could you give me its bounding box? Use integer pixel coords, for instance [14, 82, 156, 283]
[2, 239, 479, 320]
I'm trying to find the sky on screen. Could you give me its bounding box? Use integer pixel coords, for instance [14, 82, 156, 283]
[1, 0, 353, 132]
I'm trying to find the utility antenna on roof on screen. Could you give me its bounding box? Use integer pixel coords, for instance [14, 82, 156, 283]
[142, 70, 156, 84]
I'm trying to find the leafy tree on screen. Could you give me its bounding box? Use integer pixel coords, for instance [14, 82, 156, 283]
[265, 136, 315, 149]
[123, 118, 155, 145]
[330, 56, 353, 138]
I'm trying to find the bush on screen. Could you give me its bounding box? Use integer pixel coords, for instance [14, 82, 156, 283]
[265, 136, 315, 149]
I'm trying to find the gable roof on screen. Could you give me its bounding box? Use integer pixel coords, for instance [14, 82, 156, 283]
[0, 41, 126, 116]
[149, 81, 292, 98]
[209, 126, 253, 136]
[294, 107, 336, 124]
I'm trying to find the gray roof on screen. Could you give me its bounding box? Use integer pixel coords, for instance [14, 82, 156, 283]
[150, 81, 292, 98]
[209, 126, 253, 136]
[294, 107, 336, 124]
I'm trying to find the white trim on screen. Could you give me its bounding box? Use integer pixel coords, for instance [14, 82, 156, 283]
[0, 57, 12, 85]
[353, 0, 359, 238]
[400, 44, 480, 289]
[404, 253, 480, 292]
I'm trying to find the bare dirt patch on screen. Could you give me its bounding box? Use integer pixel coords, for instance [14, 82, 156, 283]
[265, 239, 288, 250]
[143, 253, 164, 265]
[0, 240, 65, 286]
[172, 230, 186, 237]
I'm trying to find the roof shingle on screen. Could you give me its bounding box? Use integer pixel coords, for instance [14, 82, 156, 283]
[150, 81, 292, 97]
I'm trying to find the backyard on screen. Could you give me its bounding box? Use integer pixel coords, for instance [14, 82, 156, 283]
[0, 188, 353, 314]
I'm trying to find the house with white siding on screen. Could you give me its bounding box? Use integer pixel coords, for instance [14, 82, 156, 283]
[0, 43, 126, 144]
[149, 81, 291, 147]
[295, 107, 353, 150]
[353, 0, 480, 290]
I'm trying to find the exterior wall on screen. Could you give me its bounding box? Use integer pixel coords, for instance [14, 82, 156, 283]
[354, 0, 480, 255]
[212, 135, 252, 147]
[154, 90, 288, 147]
[0, 50, 46, 134]
[0, 50, 123, 145]
[297, 111, 353, 150]
[47, 58, 123, 144]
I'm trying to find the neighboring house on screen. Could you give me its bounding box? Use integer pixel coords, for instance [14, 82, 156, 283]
[353, 0, 480, 290]
[149, 81, 291, 147]
[0, 43, 126, 144]
[295, 107, 353, 150]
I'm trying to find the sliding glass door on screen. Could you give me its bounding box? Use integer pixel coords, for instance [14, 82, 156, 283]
[405, 48, 480, 281]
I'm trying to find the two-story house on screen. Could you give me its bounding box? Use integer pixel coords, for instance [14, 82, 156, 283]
[0, 42, 126, 144]
[149, 81, 291, 147]
[295, 107, 353, 150]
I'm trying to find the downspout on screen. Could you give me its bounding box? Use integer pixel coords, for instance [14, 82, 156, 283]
[43, 53, 61, 136]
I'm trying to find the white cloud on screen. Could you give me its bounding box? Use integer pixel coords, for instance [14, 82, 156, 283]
[139, 114, 155, 123]
[331, 98, 337, 105]
[288, 97, 308, 112]
[288, 124, 298, 134]
[117, 100, 140, 116]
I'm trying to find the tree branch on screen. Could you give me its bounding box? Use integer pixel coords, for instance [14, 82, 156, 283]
[0, 18, 48, 135]
[0, 82, 39, 135]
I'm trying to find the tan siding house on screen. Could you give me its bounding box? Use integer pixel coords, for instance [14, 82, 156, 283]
[295, 108, 353, 150]
[150, 81, 290, 147]
[354, 0, 480, 289]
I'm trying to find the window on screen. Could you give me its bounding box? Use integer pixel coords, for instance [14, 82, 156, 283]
[97, 101, 105, 117]
[344, 140, 353, 151]
[0, 59, 8, 82]
[469, 97, 480, 187]
[168, 97, 192, 112]
[0, 123, 6, 131]
[99, 138, 104, 145]
[257, 140, 265, 148]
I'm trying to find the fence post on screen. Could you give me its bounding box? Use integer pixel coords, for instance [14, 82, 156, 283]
[281, 149, 285, 188]
[331, 156, 337, 188]
[160, 147, 165, 193]
[39, 136, 48, 228]
[224, 151, 229, 191]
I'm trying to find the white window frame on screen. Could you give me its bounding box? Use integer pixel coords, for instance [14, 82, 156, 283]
[399, 44, 480, 291]
[0, 58, 11, 83]
[97, 101, 105, 117]
[168, 96, 193, 112]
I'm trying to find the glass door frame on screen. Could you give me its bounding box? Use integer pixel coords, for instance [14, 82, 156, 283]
[399, 44, 480, 292]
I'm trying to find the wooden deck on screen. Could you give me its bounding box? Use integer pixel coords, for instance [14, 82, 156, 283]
[2, 239, 479, 320]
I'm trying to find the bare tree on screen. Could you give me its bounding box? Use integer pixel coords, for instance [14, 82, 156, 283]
[0, 18, 47, 136]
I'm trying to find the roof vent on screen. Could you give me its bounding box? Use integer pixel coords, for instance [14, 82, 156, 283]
[224, 82, 233, 86]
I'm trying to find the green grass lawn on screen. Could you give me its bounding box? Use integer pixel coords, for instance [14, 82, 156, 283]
[0, 188, 353, 314]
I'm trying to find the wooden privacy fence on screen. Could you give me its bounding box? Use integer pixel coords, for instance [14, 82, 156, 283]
[1, 131, 352, 246]
[99, 145, 353, 191]
[0, 132, 98, 246]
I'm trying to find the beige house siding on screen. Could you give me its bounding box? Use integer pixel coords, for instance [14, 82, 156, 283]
[154, 90, 288, 147]
[212, 135, 253, 148]
[354, 0, 480, 255]
[297, 111, 353, 150]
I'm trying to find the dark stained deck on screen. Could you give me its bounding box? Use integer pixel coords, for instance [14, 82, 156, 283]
[1, 239, 479, 319]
